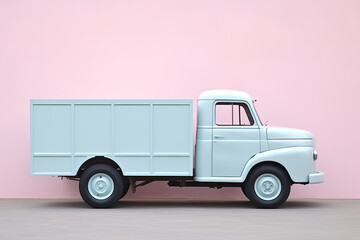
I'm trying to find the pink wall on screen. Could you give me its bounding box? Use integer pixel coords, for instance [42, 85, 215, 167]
[1, 1, 359, 199]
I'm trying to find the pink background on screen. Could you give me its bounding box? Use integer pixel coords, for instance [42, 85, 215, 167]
[1, 1, 359, 199]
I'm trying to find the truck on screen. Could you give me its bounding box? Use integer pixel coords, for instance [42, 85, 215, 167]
[30, 90, 324, 208]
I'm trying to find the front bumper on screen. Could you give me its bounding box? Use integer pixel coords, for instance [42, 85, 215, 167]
[309, 172, 325, 184]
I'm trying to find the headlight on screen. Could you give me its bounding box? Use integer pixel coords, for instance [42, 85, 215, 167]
[313, 150, 318, 160]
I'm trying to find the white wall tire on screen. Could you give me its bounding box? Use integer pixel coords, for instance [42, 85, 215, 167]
[245, 165, 291, 208]
[79, 164, 125, 208]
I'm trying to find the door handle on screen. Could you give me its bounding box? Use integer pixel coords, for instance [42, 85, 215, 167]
[214, 135, 224, 139]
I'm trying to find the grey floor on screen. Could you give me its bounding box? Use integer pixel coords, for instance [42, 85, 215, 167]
[0, 199, 359, 240]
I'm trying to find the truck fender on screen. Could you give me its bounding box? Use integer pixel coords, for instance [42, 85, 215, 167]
[76, 156, 123, 177]
[240, 147, 314, 183]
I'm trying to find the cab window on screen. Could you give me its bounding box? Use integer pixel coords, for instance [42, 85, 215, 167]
[215, 102, 254, 126]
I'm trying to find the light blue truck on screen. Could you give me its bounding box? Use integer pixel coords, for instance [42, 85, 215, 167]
[30, 90, 324, 208]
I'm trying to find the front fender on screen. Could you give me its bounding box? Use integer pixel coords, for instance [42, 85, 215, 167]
[240, 147, 314, 183]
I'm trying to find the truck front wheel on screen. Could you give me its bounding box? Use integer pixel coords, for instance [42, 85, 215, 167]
[79, 164, 125, 208]
[244, 165, 291, 208]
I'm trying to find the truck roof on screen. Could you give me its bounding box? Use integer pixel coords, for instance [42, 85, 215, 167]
[199, 90, 253, 102]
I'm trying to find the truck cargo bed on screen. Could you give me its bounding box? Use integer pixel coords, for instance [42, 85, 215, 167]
[30, 99, 193, 177]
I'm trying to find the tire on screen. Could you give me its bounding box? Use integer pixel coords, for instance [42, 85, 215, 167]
[244, 165, 291, 208]
[79, 164, 125, 208]
[241, 187, 248, 199]
[119, 180, 130, 200]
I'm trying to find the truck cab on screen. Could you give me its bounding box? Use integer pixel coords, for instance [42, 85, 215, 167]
[193, 90, 324, 207]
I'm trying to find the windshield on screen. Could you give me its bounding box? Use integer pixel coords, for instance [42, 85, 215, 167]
[253, 100, 264, 126]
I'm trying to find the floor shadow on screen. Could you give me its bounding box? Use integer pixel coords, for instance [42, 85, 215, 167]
[281, 200, 328, 209]
[44, 199, 253, 209]
[43, 200, 88, 208]
[43, 198, 327, 209]
[114, 199, 253, 209]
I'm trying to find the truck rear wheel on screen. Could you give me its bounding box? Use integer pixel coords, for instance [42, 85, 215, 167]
[119, 180, 130, 200]
[79, 164, 125, 208]
[244, 165, 290, 208]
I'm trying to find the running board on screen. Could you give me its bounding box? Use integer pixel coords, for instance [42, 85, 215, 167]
[168, 180, 243, 188]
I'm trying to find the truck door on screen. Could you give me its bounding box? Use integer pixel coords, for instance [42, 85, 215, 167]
[212, 102, 260, 177]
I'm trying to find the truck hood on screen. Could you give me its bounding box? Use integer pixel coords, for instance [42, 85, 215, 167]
[266, 127, 315, 150]
[267, 127, 314, 140]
